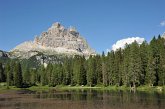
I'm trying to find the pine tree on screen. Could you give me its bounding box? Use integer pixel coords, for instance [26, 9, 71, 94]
[157, 36, 165, 85]
[57, 64, 63, 85]
[114, 48, 123, 86]
[40, 65, 47, 86]
[0, 62, 5, 82]
[122, 44, 130, 86]
[51, 64, 59, 86]
[30, 69, 37, 85]
[95, 55, 102, 85]
[128, 41, 141, 88]
[107, 51, 115, 85]
[149, 37, 159, 85]
[87, 56, 95, 86]
[5, 62, 11, 88]
[139, 41, 148, 85]
[46, 63, 53, 86]
[23, 66, 31, 85]
[63, 58, 71, 85]
[9, 60, 15, 86]
[145, 37, 161, 86]
[72, 55, 80, 85]
[102, 52, 108, 86]
[13, 62, 23, 88]
[79, 56, 87, 85]
[146, 55, 156, 86]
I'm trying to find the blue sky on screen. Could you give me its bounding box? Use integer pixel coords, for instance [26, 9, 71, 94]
[0, 0, 165, 53]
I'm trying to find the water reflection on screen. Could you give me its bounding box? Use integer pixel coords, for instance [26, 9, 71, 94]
[0, 89, 165, 109]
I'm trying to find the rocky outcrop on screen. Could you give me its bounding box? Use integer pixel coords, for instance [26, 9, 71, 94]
[0, 50, 9, 58]
[11, 22, 95, 59]
[162, 32, 165, 39]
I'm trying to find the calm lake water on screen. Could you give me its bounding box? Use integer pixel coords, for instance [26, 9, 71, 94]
[0, 89, 165, 109]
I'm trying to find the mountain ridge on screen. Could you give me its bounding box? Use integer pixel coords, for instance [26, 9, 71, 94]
[11, 22, 95, 59]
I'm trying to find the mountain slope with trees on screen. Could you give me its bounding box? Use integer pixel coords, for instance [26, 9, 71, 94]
[0, 35, 165, 89]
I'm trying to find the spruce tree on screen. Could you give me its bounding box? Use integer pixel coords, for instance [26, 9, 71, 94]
[128, 41, 141, 88]
[114, 48, 123, 86]
[23, 66, 31, 85]
[0, 62, 5, 82]
[95, 55, 102, 85]
[46, 63, 53, 86]
[102, 52, 108, 86]
[157, 36, 165, 85]
[13, 62, 23, 88]
[72, 55, 80, 85]
[107, 51, 115, 85]
[30, 69, 37, 85]
[5, 62, 11, 88]
[146, 55, 156, 86]
[79, 56, 87, 85]
[139, 41, 148, 85]
[63, 58, 71, 85]
[122, 44, 130, 86]
[40, 65, 47, 86]
[87, 56, 95, 86]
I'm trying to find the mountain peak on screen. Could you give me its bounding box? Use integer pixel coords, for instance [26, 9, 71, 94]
[52, 22, 61, 27]
[11, 22, 95, 58]
[162, 32, 165, 39]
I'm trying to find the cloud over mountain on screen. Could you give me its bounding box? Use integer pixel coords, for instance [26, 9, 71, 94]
[160, 20, 165, 27]
[111, 37, 145, 51]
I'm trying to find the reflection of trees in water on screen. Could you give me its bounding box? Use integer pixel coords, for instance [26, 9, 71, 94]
[0, 90, 164, 109]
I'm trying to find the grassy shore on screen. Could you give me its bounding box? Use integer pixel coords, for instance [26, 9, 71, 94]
[0, 82, 165, 93]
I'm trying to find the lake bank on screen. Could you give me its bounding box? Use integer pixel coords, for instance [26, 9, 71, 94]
[1, 83, 165, 93]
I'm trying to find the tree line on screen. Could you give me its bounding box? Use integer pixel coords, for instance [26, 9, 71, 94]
[0, 36, 165, 88]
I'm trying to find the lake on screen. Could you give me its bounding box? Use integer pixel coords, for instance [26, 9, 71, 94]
[0, 89, 165, 109]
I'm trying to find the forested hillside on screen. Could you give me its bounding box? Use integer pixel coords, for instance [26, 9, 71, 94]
[0, 35, 165, 88]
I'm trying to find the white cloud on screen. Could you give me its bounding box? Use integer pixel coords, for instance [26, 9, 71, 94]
[160, 20, 165, 27]
[111, 37, 145, 51]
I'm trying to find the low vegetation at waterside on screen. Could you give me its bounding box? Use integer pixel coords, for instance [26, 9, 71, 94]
[0, 36, 165, 92]
[0, 82, 165, 93]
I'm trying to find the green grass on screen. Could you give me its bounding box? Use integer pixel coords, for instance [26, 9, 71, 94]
[136, 85, 164, 92]
[55, 85, 102, 90]
[0, 82, 165, 93]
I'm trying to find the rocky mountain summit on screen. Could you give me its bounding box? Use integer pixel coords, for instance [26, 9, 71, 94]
[162, 32, 165, 39]
[11, 22, 95, 59]
[0, 50, 9, 58]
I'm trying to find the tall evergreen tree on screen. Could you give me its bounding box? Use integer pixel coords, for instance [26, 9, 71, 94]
[122, 44, 130, 86]
[5, 62, 11, 88]
[72, 55, 80, 85]
[40, 65, 47, 86]
[87, 56, 95, 86]
[107, 51, 115, 85]
[128, 41, 141, 88]
[0, 62, 5, 82]
[157, 36, 165, 85]
[139, 41, 148, 85]
[51, 64, 59, 86]
[46, 63, 53, 86]
[146, 55, 156, 86]
[114, 48, 123, 86]
[95, 55, 102, 85]
[79, 56, 87, 85]
[23, 66, 31, 85]
[102, 52, 108, 86]
[13, 62, 23, 88]
[63, 58, 71, 85]
[30, 69, 37, 85]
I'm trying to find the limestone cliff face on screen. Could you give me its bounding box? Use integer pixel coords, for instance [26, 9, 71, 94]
[11, 22, 95, 58]
[162, 32, 165, 39]
[0, 50, 9, 58]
